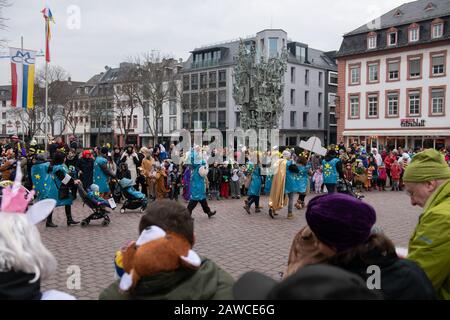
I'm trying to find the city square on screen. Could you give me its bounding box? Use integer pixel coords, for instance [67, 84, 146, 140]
[0, 0, 449, 304]
[40, 191, 421, 300]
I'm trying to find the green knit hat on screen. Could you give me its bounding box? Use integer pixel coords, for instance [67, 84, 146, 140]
[403, 149, 450, 183]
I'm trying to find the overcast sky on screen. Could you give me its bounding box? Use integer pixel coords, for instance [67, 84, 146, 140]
[0, 0, 408, 84]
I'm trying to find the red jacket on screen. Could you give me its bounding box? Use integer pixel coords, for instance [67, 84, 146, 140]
[384, 155, 397, 170]
[390, 163, 402, 180]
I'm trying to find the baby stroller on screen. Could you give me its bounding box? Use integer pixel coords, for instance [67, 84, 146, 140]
[337, 179, 364, 200]
[117, 178, 148, 214]
[77, 184, 111, 227]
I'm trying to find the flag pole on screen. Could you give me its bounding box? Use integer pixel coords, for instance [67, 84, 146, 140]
[44, 17, 49, 153]
[20, 36, 25, 142]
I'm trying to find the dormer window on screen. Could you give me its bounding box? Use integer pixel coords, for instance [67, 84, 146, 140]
[425, 2, 436, 11]
[387, 28, 398, 46]
[394, 9, 403, 17]
[432, 19, 444, 39]
[409, 23, 420, 42]
[367, 32, 377, 49]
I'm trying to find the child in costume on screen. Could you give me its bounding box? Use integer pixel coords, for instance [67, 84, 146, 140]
[87, 184, 110, 207]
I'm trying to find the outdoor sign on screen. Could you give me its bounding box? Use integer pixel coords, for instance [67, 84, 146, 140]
[400, 119, 425, 127]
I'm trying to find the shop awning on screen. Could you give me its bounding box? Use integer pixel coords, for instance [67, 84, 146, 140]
[343, 129, 450, 137]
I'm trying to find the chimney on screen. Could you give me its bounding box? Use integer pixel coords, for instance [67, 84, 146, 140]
[68, 77, 72, 85]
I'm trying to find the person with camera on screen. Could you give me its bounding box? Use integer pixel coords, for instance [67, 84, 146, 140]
[46, 152, 80, 228]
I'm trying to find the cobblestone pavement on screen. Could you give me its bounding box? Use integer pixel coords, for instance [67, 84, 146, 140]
[40, 191, 421, 299]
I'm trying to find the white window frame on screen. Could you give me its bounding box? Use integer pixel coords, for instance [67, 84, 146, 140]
[387, 94, 399, 117]
[388, 61, 400, 80]
[431, 54, 445, 76]
[409, 27, 419, 42]
[350, 67, 360, 84]
[350, 96, 359, 118]
[409, 92, 421, 116]
[432, 23, 444, 39]
[368, 63, 379, 82]
[388, 32, 397, 46]
[431, 89, 445, 115]
[368, 95, 378, 118]
[328, 71, 338, 86]
[368, 35, 377, 49]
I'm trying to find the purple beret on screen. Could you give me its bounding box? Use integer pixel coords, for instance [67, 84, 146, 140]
[305, 194, 376, 253]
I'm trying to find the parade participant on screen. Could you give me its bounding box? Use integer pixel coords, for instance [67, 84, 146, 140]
[46, 152, 79, 228]
[322, 149, 343, 193]
[294, 156, 311, 210]
[230, 163, 241, 199]
[285, 193, 436, 300]
[77, 150, 94, 191]
[87, 184, 110, 207]
[372, 148, 383, 167]
[182, 164, 191, 202]
[403, 149, 450, 299]
[187, 151, 216, 218]
[207, 161, 221, 200]
[31, 154, 52, 201]
[94, 147, 116, 198]
[155, 162, 170, 200]
[0, 177, 75, 300]
[377, 164, 387, 191]
[243, 159, 262, 214]
[268, 150, 291, 219]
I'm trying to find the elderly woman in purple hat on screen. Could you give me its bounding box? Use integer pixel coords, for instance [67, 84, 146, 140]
[285, 193, 437, 300]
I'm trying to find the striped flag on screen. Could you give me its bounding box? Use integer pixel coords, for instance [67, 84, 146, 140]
[10, 48, 36, 109]
[41, 7, 55, 63]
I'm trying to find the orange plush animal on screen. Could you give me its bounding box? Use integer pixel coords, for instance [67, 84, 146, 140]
[119, 226, 202, 292]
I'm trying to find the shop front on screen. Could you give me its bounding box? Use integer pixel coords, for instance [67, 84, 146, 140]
[343, 129, 450, 151]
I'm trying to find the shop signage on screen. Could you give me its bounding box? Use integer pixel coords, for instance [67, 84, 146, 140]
[401, 119, 425, 127]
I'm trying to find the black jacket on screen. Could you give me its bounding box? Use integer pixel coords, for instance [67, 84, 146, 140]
[208, 166, 221, 184]
[334, 249, 437, 300]
[77, 157, 94, 189]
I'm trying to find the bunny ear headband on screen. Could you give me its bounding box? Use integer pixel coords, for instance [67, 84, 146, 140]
[1, 165, 56, 225]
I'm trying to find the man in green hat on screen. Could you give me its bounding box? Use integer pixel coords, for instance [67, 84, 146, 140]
[403, 148, 450, 300]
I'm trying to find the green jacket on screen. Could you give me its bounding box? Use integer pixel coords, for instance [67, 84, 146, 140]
[99, 257, 234, 300]
[408, 179, 450, 300]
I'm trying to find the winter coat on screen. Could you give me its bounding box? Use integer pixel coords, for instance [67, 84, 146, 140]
[121, 152, 140, 184]
[31, 160, 52, 201]
[50, 164, 74, 207]
[0, 270, 75, 300]
[408, 179, 450, 300]
[207, 166, 221, 186]
[190, 159, 208, 201]
[333, 250, 437, 300]
[99, 257, 234, 300]
[77, 157, 94, 190]
[390, 164, 402, 180]
[295, 164, 311, 193]
[322, 158, 340, 185]
[94, 156, 114, 193]
[247, 166, 262, 196]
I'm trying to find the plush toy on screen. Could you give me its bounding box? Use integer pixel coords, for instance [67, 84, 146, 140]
[118, 226, 202, 292]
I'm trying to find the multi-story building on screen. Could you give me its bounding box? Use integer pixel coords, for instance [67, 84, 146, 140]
[337, 0, 450, 150]
[181, 29, 337, 147]
[68, 59, 183, 147]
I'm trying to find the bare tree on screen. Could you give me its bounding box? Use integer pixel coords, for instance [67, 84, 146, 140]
[130, 52, 181, 145]
[89, 86, 114, 147]
[113, 65, 142, 146]
[34, 65, 71, 136]
[7, 105, 45, 140]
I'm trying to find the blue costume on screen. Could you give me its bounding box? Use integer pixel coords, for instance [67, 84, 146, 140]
[187, 151, 215, 217]
[295, 164, 311, 193]
[285, 160, 298, 194]
[94, 156, 110, 193]
[247, 165, 262, 196]
[87, 191, 109, 207]
[31, 161, 52, 201]
[50, 164, 73, 207]
[322, 158, 340, 185]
